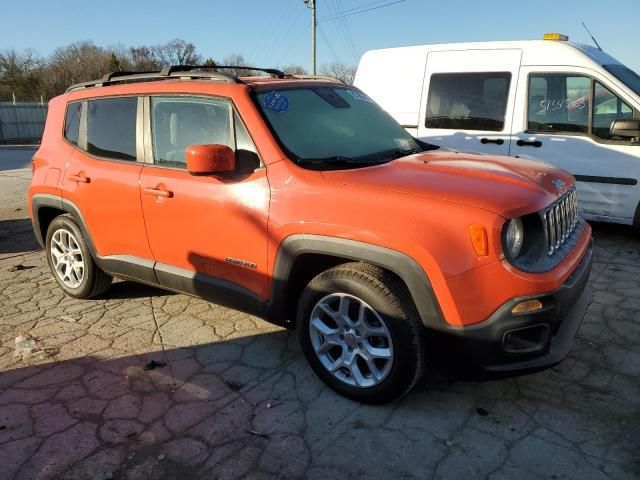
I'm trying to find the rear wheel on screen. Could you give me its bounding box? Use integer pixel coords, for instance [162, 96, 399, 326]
[297, 263, 425, 403]
[45, 215, 112, 298]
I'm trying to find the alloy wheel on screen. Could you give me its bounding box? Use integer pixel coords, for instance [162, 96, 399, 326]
[50, 228, 85, 289]
[309, 293, 394, 388]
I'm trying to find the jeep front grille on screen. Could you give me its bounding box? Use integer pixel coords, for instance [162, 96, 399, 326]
[543, 187, 578, 256]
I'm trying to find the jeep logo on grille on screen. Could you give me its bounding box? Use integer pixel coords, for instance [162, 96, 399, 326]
[552, 179, 566, 191]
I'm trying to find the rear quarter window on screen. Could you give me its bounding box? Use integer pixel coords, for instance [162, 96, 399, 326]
[64, 102, 82, 146]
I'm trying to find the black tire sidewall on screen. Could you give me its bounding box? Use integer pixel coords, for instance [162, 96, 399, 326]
[297, 270, 423, 403]
[45, 215, 98, 299]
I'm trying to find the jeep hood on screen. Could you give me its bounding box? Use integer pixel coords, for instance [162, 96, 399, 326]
[321, 151, 575, 217]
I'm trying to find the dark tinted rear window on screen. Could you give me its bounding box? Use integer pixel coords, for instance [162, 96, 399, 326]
[64, 102, 81, 146]
[425, 72, 511, 131]
[86, 97, 137, 160]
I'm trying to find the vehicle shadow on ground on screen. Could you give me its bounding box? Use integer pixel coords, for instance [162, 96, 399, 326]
[100, 280, 174, 300]
[0, 322, 488, 480]
[0, 218, 40, 255]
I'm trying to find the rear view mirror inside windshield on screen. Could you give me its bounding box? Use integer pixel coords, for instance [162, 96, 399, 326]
[312, 87, 350, 108]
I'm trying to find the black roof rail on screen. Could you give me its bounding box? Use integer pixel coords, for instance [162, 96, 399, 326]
[100, 70, 159, 82]
[65, 65, 288, 92]
[201, 65, 286, 78]
[288, 74, 344, 83]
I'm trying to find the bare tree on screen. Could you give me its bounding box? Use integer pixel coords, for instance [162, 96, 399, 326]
[281, 65, 308, 76]
[0, 49, 44, 101]
[152, 39, 201, 66]
[216, 53, 254, 77]
[129, 46, 162, 71]
[320, 62, 357, 84]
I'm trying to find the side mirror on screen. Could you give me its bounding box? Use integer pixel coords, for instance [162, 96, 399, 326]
[610, 118, 640, 140]
[185, 144, 235, 175]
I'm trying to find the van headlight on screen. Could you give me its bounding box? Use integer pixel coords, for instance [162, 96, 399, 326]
[504, 218, 524, 259]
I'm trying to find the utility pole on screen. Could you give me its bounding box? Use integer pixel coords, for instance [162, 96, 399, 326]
[304, 0, 317, 74]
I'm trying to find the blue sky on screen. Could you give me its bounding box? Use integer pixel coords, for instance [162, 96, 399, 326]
[2, 0, 638, 72]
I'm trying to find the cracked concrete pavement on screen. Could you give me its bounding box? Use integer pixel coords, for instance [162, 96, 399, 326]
[0, 147, 639, 479]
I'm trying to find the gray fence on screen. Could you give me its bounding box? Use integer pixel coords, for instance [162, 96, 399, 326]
[0, 102, 48, 144]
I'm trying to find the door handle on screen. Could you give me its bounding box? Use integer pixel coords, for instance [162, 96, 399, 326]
[516, 139, 542, 148]
[68, 173, 90, 183]
[480, 138, 504, 145]
[144, 187, 173, 198]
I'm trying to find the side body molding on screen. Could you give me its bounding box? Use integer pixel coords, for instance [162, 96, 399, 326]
[266, 234, 444, 329]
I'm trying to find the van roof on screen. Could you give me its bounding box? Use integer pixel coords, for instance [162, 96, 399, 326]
[360, 40, 622, 68]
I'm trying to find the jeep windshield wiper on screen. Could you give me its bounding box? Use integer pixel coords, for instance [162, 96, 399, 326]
[390, 148, 422, 159]
[299, 156, 390, 167]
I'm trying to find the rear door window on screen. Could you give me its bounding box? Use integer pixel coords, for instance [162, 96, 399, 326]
[425, 72, 511, 131]
[86, 97, 138, 161]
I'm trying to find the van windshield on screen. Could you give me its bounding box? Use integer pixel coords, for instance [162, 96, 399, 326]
[254, 86, 422, 167]
[604, 64, 640, 97]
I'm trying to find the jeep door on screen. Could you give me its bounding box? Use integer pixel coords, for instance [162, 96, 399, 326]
[139, 95, 270, 305]
[60, 96, 154, 268]
[417, 49, 522, 156]
[510, 67, 640, 224]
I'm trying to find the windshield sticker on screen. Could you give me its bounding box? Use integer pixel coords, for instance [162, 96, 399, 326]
[347, 90, 375, 103]
[263, 92, 289, 113]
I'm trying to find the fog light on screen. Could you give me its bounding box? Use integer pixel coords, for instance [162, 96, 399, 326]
[511, 299, 543, 314]
[503, 324, 550, 354]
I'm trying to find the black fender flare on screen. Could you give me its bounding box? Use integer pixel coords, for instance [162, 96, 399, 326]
[31, 194, 97, 253]
[266, 234, 445, 330]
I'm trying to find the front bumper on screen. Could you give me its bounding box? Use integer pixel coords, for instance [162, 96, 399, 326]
[445, 241, 593, 373]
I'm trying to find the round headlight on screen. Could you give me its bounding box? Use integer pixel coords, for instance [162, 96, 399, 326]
[505, 218, 524, 258]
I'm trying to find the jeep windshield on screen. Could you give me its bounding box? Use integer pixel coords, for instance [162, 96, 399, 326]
[254, 86, 424, 168]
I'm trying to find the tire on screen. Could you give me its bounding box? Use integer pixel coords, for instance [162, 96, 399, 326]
[45, 214, 112, 299]
[297, 262, 425, 404]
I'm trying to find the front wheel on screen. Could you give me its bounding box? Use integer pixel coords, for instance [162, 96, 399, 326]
[297, 263, 425, 404]
[45, 214, 112, 299]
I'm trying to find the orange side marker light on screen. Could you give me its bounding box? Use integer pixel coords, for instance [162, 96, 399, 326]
[469, 224, 489, 257]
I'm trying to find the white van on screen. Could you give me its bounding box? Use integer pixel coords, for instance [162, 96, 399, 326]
[354, 35, 640, 226]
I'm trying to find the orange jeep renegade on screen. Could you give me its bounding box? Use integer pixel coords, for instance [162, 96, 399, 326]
[29, 66, 593, 403]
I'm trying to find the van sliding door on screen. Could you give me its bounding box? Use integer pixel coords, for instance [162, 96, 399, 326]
[417, 49, 522, 156]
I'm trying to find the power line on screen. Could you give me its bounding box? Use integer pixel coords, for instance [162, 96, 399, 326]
[336, 0, 360, 63]
[319, 0, 406, 22]
[318, 24, 341, 65]
[326, 0, 358, 64]
[320, 0, 391, 19]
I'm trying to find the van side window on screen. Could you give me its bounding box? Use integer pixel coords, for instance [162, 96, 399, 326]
[527, 74, 590, 134]
[425, 72, 511, 131]
[64, 102, 82, 146]
[592, 81, 634, 140]
[150, 96, 233, 169]
[86, 98, 137, 161]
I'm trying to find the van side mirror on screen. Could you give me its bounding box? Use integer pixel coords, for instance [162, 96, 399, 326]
[610, 118, 640, 141]
[185, 144, 236, 175]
